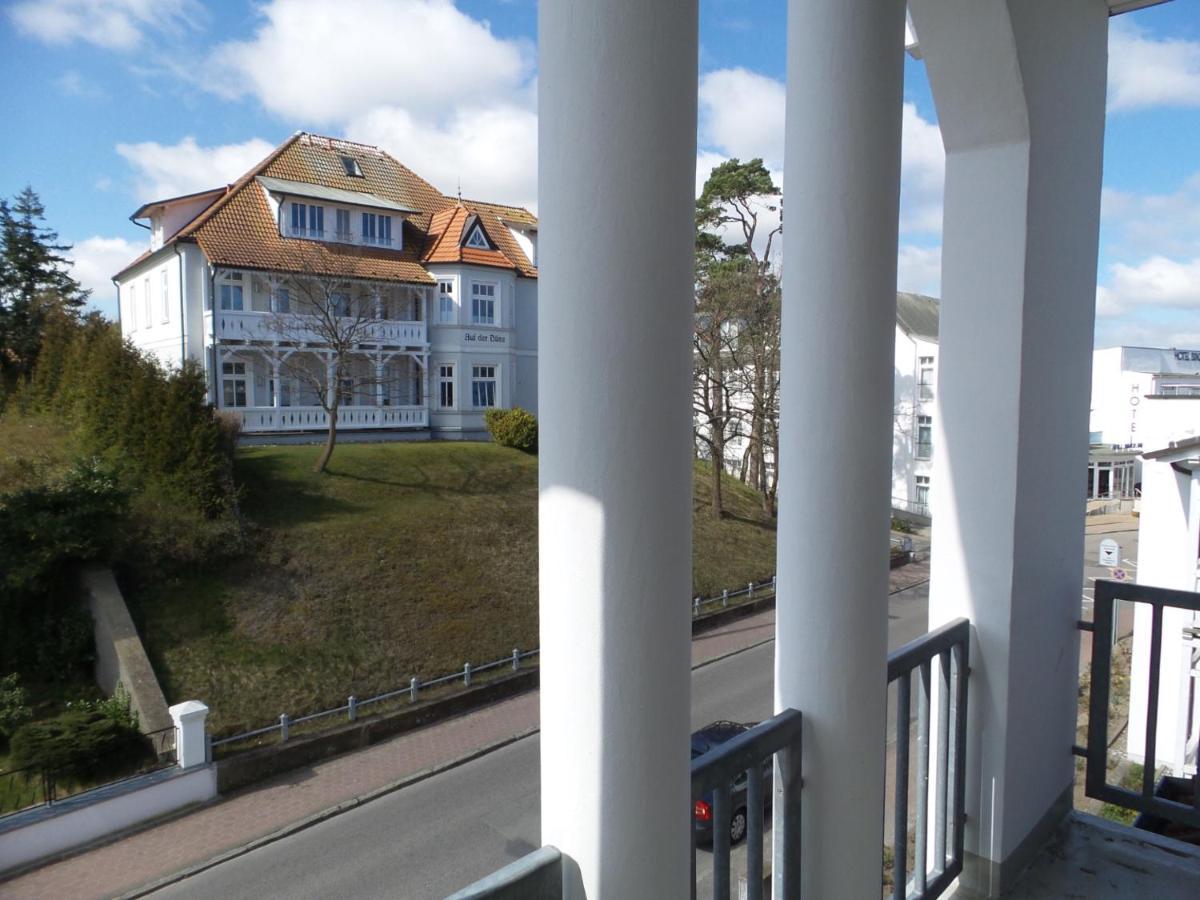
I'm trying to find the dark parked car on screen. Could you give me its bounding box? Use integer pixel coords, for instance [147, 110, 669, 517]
[691, 720, 772, 846]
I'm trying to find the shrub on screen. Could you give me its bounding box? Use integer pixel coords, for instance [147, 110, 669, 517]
[484, 407, 538, 452]
[9, 705, 149, 779]
[0, 674, 32, 751]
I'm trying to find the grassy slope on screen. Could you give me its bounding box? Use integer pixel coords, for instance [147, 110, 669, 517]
[126, 443, 775, 734]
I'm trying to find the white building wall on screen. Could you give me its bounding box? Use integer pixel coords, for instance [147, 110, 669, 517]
[892, 327, 937, 515]
[117, 250, 187, 370]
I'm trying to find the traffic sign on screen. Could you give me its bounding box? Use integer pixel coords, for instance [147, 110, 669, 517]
[1099, 539, 1120, 568]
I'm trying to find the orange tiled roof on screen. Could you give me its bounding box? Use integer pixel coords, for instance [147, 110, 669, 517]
[116, 132, 538, 284]
[422, 204, 519, 272]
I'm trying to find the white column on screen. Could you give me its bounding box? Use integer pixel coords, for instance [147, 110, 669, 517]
[539, 1, 697, 896]
[774, 1, 906, 897]
[375, 355, 384, 408]
[272, 357, 282, 410]
[169, 701, 209, 769]
[325, 354, 336, 408]
[909, 1, 1109, 893]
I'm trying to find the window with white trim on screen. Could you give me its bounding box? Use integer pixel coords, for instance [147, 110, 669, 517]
[915, 475, 930, 513]
[918, 356, 934, 400]
[274, 287, 290, 313]
[269, 376, 295, 407]
[220, 273, 244, 311]
[335, 209, 351, 241]
[222, 361, 248, 408]
[143, 277, 151, 325]
[331, 292, 351, 318]
[160, 270, 170, 323]
[471, 282, 497, 325]
[289, 203, 324, 237]
[465, 225, 489, 249]
[439, 363, 455, 408]
[128, 282, 137, 330]
[361, 212, 377, 244]
[471, 364, 497, 408]
[916, 415, 933, 460]
[379, 215, 392, 246]
[438, 280, 456, 323]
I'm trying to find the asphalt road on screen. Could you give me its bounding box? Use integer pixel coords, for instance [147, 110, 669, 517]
[151, 580, 930, 900]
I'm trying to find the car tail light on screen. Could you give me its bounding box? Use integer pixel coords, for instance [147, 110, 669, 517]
[694, 800, 712, 822]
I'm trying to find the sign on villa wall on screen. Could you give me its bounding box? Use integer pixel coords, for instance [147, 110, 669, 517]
[463, 331, 508, 345]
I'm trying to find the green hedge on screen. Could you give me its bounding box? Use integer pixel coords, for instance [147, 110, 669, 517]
[484, 407, 538, 452]
[9, 706, 149, 779]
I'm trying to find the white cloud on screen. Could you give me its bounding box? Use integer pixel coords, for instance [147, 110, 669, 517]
[1102, 172, 1200, 259]
[899, 103, 944, 236]
[116, 136, 275, 202]
[9, 0, 199, 52]
[897, 244, 942, 297]
[1109, 20, 1200, 112]
[55, 70, 107, 100]
[206, 0, 533, 125]
[70, 235, 142, 315]
[1104, 256, 1200, 311]
[699, 68, 786, 169]
[350, 104, 538, 210]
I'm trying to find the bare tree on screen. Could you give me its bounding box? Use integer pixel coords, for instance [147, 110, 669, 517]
[265, 260, 422, 474]
[693, 263, 752, 518]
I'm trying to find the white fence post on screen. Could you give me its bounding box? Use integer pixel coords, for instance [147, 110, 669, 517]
[513, 648, 521, 671]
[168, 701, 209, 770]
[723, 589, 729, 608]
[348, 695, 357, 722]
[464, 663, 472, 687]
[410, 676, 419, 703]
[279, 713, 290, 743]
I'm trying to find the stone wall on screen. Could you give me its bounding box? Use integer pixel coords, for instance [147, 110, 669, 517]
[82, 566, 173, 736]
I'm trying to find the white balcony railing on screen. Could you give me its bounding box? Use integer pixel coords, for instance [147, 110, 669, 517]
[232, 405, 428, 433]
[209, 311, 425, 346]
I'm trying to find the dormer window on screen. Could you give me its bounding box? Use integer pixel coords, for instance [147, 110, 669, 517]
[340, 156, 364, 177]
[464, 224, 490, 249]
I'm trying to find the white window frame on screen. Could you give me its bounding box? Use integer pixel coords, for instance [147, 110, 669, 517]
[335, 208, 352, 241]
[160, 269, 170, 323]
[438, 363, 456, 409]
[143, 277, 151, 325]
[438, 279, 457, 324]
[471, 281, 498, 326]
[222, 360, 249, 408]
[916, 415, 933, 460]
[128, 282, 137, 330]
[219, 272, 245, 311]
[465, 225, 489, 249]
[471, 364, 498, 408]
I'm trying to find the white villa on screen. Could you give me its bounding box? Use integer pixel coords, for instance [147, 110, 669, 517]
[113, 132, 538, 438]
[892, 292, 940, 518]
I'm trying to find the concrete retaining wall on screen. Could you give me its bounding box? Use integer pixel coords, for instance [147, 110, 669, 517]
[0, 765, 216, 875]
[82, 567, 172, 735]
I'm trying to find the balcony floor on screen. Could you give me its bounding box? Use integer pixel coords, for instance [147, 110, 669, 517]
[986, 812, 1200, 899]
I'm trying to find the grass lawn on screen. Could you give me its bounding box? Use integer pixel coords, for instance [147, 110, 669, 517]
[123, 443, 776, 735]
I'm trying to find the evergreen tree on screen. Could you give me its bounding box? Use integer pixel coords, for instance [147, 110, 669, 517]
[0, 187, 89, 389]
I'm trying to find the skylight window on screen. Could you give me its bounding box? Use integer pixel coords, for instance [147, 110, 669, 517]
[340, 156, 364, 177]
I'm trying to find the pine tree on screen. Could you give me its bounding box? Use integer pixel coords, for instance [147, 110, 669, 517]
[0, 187, 89, 389]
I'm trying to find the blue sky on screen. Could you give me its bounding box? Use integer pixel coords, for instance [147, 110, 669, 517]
[1, 0, 1198, 349]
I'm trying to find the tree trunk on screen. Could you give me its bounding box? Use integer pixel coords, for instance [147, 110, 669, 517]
[710, 355, 725, 518]
[314, 406, 338, 473]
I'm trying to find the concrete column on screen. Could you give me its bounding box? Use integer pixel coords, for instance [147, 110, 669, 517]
[774, 1, 906, 897]
[169, 701, 209, 769]
[539, 0, 697, 896]
[908, 1, 1109, 894]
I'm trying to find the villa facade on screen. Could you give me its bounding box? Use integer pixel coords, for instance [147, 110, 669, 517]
[113, 132, 538, 437]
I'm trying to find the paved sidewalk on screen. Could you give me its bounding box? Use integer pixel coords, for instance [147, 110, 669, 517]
[0, 604, 780, 900]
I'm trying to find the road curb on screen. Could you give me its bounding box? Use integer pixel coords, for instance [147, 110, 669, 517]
[117, 726, 539, 899]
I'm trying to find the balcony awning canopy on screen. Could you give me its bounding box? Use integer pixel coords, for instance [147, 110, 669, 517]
[1143, 435, 1200, 472]
[255, 176, 419, 215]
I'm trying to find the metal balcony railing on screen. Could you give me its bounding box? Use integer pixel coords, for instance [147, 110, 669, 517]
[886, 617, 970, 900]
[1079, 580, 1200, 831]
[691, 709, 803, 900]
